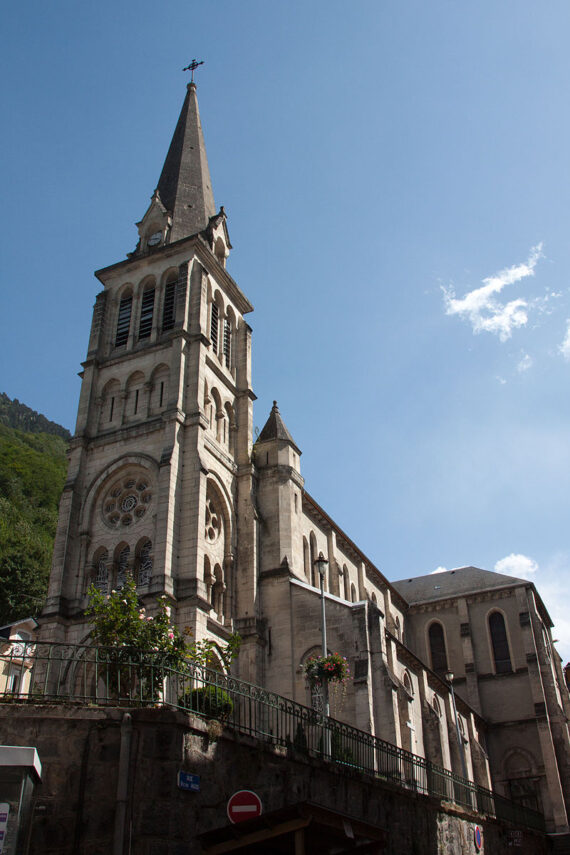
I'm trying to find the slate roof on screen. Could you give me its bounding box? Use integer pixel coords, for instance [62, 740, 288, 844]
[392, 565, 531, 605]
[257, 401, 300, 453]
[156, 82, 216, 242]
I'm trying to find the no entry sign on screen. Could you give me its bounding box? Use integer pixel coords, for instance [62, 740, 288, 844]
[227, 790, 263, 824]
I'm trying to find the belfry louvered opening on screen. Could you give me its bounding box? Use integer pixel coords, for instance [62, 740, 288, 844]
[162, 281, 176, 331]
[210, 302, 219, 352]
[138, 289, 155, 339]
[223, 318, 231, 368]
[115, 295, 133, 347]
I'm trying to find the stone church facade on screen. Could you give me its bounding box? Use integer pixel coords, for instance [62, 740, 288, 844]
[40, 81, 570, 839]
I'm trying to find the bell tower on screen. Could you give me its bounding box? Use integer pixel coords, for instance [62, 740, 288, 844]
[42, 82, 260, 672]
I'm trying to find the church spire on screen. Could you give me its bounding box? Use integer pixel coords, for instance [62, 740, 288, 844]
[155, 81, 216, 242]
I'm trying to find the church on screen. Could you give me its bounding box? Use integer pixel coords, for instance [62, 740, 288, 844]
[39, 77, 570, 844]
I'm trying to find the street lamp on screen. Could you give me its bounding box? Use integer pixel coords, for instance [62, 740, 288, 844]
[445, 670, 468, 781]
[314, 553, 330, 719]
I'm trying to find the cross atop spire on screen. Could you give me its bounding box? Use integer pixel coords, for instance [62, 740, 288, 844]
[182, 59, 204, 84]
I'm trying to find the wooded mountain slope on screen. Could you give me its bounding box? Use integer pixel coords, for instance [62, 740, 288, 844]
[0, 395, 69, 625]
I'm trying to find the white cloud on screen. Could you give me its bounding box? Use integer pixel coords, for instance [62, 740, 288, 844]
[495, 375, 507, 385]
[560, 320, 570, 361]
[494, 553, 538, 579]
[517, 353, 533, 373]
[430, 566, 448, 574]
[443, 244, 543, 342]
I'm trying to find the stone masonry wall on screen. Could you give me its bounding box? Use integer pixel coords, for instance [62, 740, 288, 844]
[0, 704, 548, 855]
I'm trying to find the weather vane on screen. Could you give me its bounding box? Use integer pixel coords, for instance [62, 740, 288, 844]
[182, 59, 204, 83]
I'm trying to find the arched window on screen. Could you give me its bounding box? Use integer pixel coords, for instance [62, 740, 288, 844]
[115, 294, 132, 347]
[210, 301, 219, 352]
[303, 537, 310, 580]
[100, 379, 121, 429]
[162, 275, 177, 331]
[428, 622, 448, 675]
[343, 565, 350, 601]
[138, 286, 155, 339]
[136, 539, 153, 587]
[223, 318, 232, 368]
[126, 371, 145, 420]
[150, 364, 169, 413]
[489, 611, 512, 673]
[115, 544, 130, 589]
[309, 533, 317, 587]
[350, 583, 357, 603]
[92, 548, 109, 594]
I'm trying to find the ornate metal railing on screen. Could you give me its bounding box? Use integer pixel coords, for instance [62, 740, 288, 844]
[0, 641, 545, 831]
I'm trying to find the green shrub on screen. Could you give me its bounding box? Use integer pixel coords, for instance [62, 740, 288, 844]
[179, 685, 233, 719]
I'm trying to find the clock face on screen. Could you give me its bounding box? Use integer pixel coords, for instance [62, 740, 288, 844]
[147, 231, 162, 247]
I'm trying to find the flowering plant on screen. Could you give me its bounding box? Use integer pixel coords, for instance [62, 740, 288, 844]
[86, 577, 240, 700]
[304, 652, 350, 685]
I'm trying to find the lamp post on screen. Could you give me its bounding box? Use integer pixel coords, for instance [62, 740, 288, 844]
[445, 670, 468, 781]
[314, 553, 330, 719]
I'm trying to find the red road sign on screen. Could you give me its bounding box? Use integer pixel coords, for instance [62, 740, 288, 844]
[227, 790, 263, 824]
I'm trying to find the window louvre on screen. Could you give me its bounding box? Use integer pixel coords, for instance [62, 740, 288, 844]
[162, 282, 176, 331]
[210, 303, 219, 352]
[115, 295, 132, 347]
[223, 318, 231, 368]
[138, 289, 155, 339]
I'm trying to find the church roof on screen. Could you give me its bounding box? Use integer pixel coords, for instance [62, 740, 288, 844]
[155, 82, 216, 242]
[257, 401, 300, 452]
[392, 565, 532, 604]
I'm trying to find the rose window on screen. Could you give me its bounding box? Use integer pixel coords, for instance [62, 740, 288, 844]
[205, 498, 221, 542]
[103, 475, 152, 528]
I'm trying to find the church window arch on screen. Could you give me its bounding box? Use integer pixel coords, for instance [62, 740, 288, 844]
[161, 270, 178, 332]
[309, 532, 317, 588]
[223, 307, 235, 371]
[101, 469, 153, 530]
[350, 583, 357, 603]
[203, 555, 213, 605]
[303, 537, 310, 580]
[209, 292, 225, 355]
[114, 543, 131, 589]
[488, 610, 513, 674]
[394, 615, 401, 641]
[150, 364, 169, 414]
[126, 371, 146, 420]
[225, 402, 236, 455]
[215, 236, 226, 265]
[91, 547, 109, 594]
[428, 621, 448, 676]
[212, 564, 225, 622]
[100, 379, 121, 429]
[371, 592, 378, 605]
[203, 479, 233, 625]
[115, 290, 133, 347]
[138, 279, 156, 340]
[135, 538, 153, 587]
[210, 388, 224, 442]
[343, 565, 350, 601]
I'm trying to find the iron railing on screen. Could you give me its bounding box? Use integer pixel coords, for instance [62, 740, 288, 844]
[0, 641, 545, 831]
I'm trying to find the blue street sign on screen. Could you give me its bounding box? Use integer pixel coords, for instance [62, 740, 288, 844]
[178, 771, 200, 792]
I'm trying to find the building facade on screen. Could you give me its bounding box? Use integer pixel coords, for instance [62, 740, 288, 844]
[41, 81, 570, 838]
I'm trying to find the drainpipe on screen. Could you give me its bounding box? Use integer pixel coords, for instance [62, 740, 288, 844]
[113, 713, 133, 855]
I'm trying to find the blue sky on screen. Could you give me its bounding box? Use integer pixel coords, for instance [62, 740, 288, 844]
[2, 2, 570, 658]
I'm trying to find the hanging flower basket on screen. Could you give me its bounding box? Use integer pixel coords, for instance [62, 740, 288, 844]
[304, 653, 350, 685]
